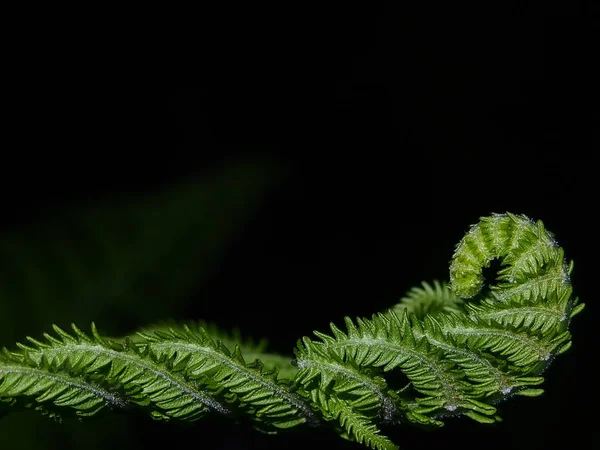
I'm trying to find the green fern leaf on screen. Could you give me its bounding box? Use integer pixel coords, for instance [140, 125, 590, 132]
[134, 324, 317, 430]
[4, 324, 231, 422]
[0, 349, 128, 420]
[0, 212, 585, 450]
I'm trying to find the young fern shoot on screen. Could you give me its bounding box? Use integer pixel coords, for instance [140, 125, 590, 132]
[0, 212, 584, 450]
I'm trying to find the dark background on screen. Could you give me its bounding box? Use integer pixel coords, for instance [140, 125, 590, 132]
[1, 4, 596, 450]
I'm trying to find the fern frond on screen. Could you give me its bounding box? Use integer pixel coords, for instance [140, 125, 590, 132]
[0, 212, 584, 450]
[294, 337, 399, 422]
[409, 314, 545, 398]
[296, 311, 499, 425]
[463, 286, 572, 334]
[135, 324, 318, 430]
[0, 349, 129, 420]
[3, 324, 231, 422]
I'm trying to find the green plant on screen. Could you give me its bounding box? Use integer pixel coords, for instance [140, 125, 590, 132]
[0, 212, 583, 450]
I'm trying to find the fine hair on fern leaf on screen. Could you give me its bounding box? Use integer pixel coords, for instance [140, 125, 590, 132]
[0, 212, 584, 450]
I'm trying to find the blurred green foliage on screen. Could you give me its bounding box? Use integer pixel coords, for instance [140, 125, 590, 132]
[0, 159, 279, 449]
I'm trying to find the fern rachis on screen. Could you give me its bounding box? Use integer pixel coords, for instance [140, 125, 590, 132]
[0, 212, 584, 450]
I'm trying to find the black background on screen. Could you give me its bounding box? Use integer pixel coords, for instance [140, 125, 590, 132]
[2, 3, 597, 450]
